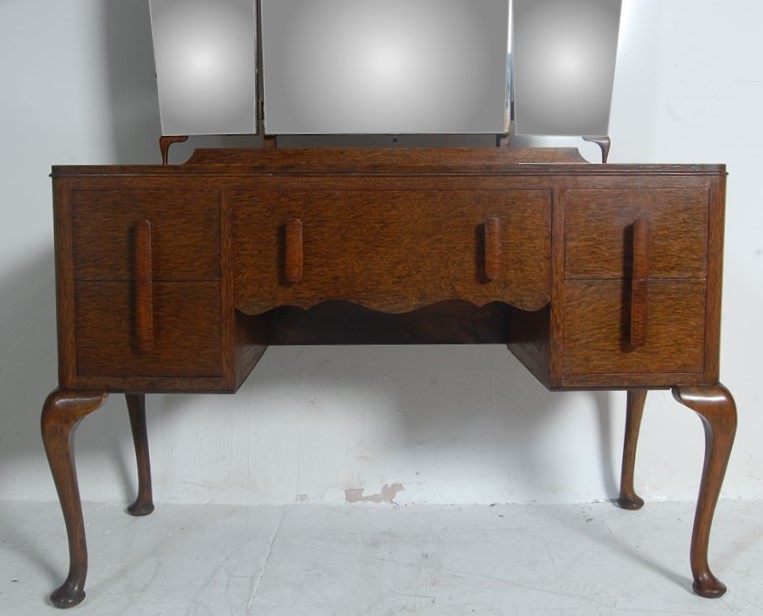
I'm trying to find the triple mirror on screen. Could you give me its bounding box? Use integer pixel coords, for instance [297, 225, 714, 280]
[149, 0, 621, 138]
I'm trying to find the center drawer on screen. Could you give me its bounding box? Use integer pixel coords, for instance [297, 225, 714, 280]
[233, 188, 551, 314]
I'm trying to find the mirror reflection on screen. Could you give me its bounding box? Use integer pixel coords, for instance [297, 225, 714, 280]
[260, 0, 510, 135]
[149, 0, 258, 136]
[512, 0, 621, 136]
[149, 0, 622, 138]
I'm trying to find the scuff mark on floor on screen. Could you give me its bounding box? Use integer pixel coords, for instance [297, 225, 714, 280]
[246, 506, 285, 610]
[345, 483, 404, 504]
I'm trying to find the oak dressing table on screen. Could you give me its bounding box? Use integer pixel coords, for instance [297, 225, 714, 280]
[41, 145, 736, 607]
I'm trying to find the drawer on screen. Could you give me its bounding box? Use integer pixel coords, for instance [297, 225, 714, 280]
[562, 279, 706, 377]
[74, 281, 223, 377]
[234, 188, 551, 314]
[71, 189, 220, 281]
[565, 189, 709, 279]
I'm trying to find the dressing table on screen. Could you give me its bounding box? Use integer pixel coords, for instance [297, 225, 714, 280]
[41, 144, 736, 607]
[39, 0, 738, 607]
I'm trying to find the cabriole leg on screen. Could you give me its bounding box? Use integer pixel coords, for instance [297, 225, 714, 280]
[41, 389, 108, 608]
[125, 393, 154, 516]
[672, 384, 737, 598]
[618, 389, 647, 510]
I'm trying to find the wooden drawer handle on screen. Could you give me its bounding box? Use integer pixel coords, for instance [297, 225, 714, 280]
[285, 218, 303, 283]
[483, 217, 501, 282]
[629, 219, 650, 349]
[134, 219, 154, 352]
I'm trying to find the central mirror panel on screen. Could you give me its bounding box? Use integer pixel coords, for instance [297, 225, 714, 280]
[260, 0, 510, 135]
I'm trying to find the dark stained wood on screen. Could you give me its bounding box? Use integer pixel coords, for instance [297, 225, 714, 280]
[672, 384, 737, 598]
[233, 188, 551, 314]
[125, 393, 154, 516]
[618, 389, 647, 510]
[562, 279, 707, 378]
[284, 218, 304, 283]
[628, 219, 650, 349]
[43, 148, 735, 604]
[702, 176, 727, 384]
[53, 180, 79, 389]
[582, 135, 611, 163]
[41, 389, 109, 608]
[53, 147, 723, 179]
[264, 300, 509, 345]
[506, 304, 551, 385]
[185, 146, 590, 167]
[482, 216, 502, 282]
[134, 219, 154, 353]
[75, 281, 223, 378]
[159, 135, 188, 165]
[548, 189, 567, 385]
[221, 191, 269, 390]
[263, 135, 277, 150]
[564, 188, 709, 280]
[71, 188, 220, 282]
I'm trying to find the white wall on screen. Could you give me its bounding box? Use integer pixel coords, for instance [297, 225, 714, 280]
[0, 0, 761, 507]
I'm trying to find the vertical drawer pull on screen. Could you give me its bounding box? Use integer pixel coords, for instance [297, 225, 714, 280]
[629, 219, 650, 348]
[483, 217, 502, 282]
[285, 218, 304, 283]
[134, 219, 154, 352]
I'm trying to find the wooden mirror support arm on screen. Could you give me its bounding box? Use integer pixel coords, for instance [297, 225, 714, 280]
[582, 135, 612, 163]
[159, 136, 188, 165]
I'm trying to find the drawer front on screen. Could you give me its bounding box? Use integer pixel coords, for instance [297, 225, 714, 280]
[565, 189, 709, 279]
[234, 189, 551, 314]
[562, 279, 706, 377]
[75, 282, 223, 377]
[71, 189, 220, 281]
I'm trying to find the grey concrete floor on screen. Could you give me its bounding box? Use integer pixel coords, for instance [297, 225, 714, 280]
[1, 500, 761, 615]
